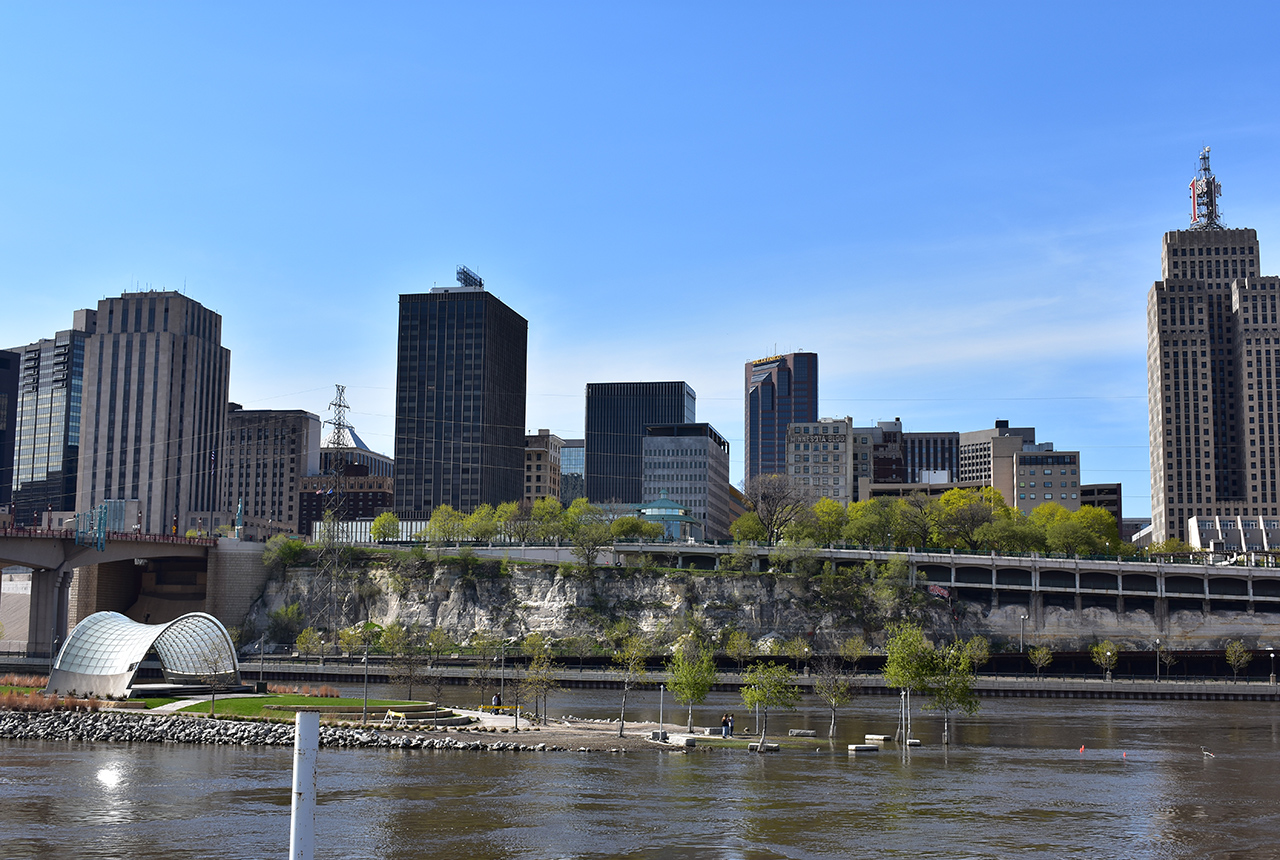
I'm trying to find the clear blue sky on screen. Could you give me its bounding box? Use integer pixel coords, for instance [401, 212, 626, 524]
[4, 2, 1280, 519]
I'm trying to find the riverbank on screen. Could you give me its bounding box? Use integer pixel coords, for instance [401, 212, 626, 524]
[0, 707, 684, 753]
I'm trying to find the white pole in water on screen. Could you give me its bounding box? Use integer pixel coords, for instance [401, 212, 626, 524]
[289, 711, 319, 860]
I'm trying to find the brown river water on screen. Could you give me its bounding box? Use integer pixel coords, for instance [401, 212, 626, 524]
[2, 690, 1280, 859]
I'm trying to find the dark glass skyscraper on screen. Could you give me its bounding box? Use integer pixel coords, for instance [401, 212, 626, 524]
[744, 352, 818, 481]
[7, 310, 96, 523]
[394, 272, 528, 516]
[0, 349, 17, 511]
[585, 381, 695, 504]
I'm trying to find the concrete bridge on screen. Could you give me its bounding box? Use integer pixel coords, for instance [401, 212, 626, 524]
[462, 541, 1280, 632]
[0, 528, 215, 657]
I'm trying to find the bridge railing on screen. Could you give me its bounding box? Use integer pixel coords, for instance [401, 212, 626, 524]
[0, 527, 215, 547]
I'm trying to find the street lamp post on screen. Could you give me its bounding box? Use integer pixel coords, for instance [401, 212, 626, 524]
[1155, 638, 1160, 683]
[1105, 650, 1112, 683]
[1019, 614, 1028, 653]
[1269, 647, 1275, 685]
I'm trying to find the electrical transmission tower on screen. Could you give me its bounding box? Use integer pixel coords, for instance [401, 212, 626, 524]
[309, 383, 356, 651]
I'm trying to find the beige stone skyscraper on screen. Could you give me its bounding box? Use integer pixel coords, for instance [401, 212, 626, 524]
[1147, 148, 1278, 543]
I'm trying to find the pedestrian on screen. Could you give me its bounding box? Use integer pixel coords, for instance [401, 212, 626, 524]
[728, 714, 734, 736]
[721, 713, 729, 738]
[492, 693, 501, 710]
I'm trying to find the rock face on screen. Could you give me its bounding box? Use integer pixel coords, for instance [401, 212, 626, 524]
[243, 562, 1280, 651]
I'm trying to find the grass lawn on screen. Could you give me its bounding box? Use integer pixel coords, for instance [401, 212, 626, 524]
[175, 695, 422, 719]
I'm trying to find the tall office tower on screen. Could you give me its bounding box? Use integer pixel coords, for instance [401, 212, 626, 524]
[6, 310, 96, 524]
[223, 404, 322, 539]
[394, 267, 528, 516]
[744, 352, 818, 482]
[559, 438, 585, 504]
[785, 417, 854, 505]
[1147, 148, 1274, 543]
[0, 350, 16, 511]
[642, 422, 732, 539]
[585, 381, 695, 504]
[76, 292, 230, 534]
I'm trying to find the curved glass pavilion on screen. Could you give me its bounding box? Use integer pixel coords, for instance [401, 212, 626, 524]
[46, 611, 241, 698]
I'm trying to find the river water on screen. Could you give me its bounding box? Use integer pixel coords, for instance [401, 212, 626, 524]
[3, 690, 1280, 859]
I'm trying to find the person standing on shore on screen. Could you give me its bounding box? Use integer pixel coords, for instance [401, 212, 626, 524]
[728, 714, 734, 736]
[721, 714, 729, 737]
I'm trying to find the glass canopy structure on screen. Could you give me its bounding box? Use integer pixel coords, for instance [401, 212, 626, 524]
[46, 611, 241, 698]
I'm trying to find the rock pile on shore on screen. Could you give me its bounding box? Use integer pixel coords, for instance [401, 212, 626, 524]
[0, 710, 569, 752]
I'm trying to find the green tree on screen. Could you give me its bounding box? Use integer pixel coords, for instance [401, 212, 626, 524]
[964, 636, 991, 672]
[870, 556, 922, 623]
[338, 625, 365, 659]
[1147, 537, 1200, 556]
[266, 602, 304, 645]
[295, 627, 323, 664]
[501, 501, 538, 543]
[839, 636, 868, 673]
[974, 515, 1045, 553]
[611, 516, 664, 541]
[812, 655, 854, 737]
[666, 636, 716, 732]
[740, 661, 800, 751]
[1225, 639, 1253, 682]
[467, 632, 501, 707]
[1090, 639, 1119, 681]
[843, 498, 896, 547]
[925, 639, 980, 744]
[725, 629, 754, 672]
[612, 633, 650, 737]
[1072, 505, 1121, 552]
[1028, 645, 1053, 679]
[564, 498, 612, 572]
[936, 487, 1006, 550]
[783, 635, 812, 671]
[262, 534, 306, 573]
[519, 643, 563, 726]
[1046, 519, 1104, 556]
[729, 512, 767, 543]
[462, 504, 500, 542]
[370, 511, 401, 543]
[895, 492, 939, 549]
[426, 504, 465, 545]
[532, 497, 566, 541]
[882, 621, 934, 695]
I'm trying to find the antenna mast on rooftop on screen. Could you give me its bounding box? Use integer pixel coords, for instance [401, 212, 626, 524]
[1190, 146, 1224, 230]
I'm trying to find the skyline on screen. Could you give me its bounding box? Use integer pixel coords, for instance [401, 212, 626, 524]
[5, 4, 1280, 519]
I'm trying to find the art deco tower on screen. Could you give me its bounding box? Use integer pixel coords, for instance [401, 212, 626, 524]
[1147, 148, 1277, 543]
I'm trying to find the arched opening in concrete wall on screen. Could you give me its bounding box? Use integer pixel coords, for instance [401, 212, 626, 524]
[1041, 570, 1076, 589]
[1255, 580, 1280, 598]
[919, 564, 952, 583]
[1166, 575, 1205, 596]
[1122, 573, 1157, 592]
[1080, 572, 1118, 591]
[956, 566, 992, 585]
[996, 568, 1031, 587]
[1208, 577, 1249, 596]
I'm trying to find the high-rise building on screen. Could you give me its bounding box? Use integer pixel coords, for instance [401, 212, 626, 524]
[585, 381, 695, 504]
[642, 423, 732, 539]
[785, 417, 854, 505]
[744, 352, 817, 482]
[1147, 148, 1272, 543]
[394, 267, 527, 516]
[222, 404, 322, 539]
[76, 292, 230, 534]
[5, 310, 96, 524]
[559, 438, 584, 504]
[524, 429, 562, 503]
[0, 349, 17, 511]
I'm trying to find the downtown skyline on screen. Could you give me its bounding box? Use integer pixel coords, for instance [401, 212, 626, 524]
[4, 3, 1280, 519]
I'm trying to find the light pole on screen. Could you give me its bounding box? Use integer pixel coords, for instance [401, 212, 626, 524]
[1105, 650, 1112, 683]
[1019, 614, 1028, 653]
[1269, 647, 1275, 685]
[1155, 638, 1160, 683]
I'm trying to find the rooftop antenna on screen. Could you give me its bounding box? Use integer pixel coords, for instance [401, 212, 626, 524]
[1190, 146, 1224, 230]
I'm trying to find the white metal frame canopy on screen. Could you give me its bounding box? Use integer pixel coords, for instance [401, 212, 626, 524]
[46, 611, 241, 698]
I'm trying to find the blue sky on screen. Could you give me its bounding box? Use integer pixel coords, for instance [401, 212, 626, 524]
[3, 2, 1280, 518]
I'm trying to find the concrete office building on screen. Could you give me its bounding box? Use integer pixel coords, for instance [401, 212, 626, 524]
[394, 267, 528, 516]
[744, 352, 817, 482]
[642, 423, 732, 540]
[524, 429, 562, 503]
[559, 438, 584, 504]
[223, 404, 322, 539]
[786, 417, 854, 505]
[1147, 148, 1276, 543]
[585, 381, 695, 504]
[76, 292, 230, 535]
[5, 310, 97, 524]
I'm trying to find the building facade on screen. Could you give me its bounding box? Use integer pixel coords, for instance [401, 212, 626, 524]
[298, 463, 394, 539]
[1012, 449, 1082, 515]
[1147, 149, 1273, 543]
[744, 352, 817, 482]
[642, 423, 732, 540]
[223, 405, 322, 539]
[786, 417, 853, 505]
[393, 269, 528, 516]
[0, 349, 16, 511]
[559, 438, 584, 504]
[75, 292, 230, 535]
[585, 381, 695, 504]
[524, 429, 562, 503]
[5, 310, 96, 524]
